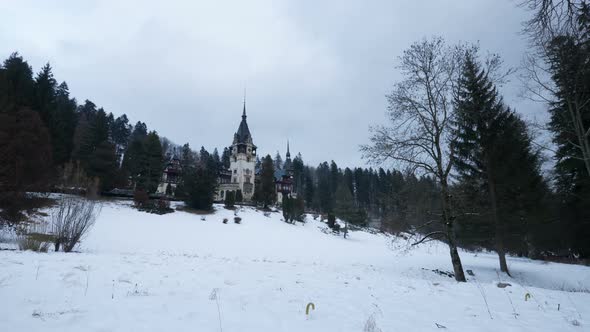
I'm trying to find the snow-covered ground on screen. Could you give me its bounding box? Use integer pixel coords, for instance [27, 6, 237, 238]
[1, 199, 589, 331]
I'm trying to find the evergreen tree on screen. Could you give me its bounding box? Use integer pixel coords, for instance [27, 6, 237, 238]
[0, 53, 35, 109]
[52, 82, 77, 165]
[453, 50, 548, 272]
[33, 63, 57, 133]
[292, 153, 305, 195]
[212, 148, 221, 169]
[334, 182, 354, 223]
[304, 167, 315, 209]
[282, 195, 293, 223]
[259, 155, 276, 208]
[184, 160, 217, 211]
[235, 189, 243, 203]
[0, 108, 52, 221]
[544, 9, 590, 257]
[274, 151, 283, 170]
[88, 141, 118, 191]
[316, 162, 332, 212]
[224, 190, 236, 208]
[221, 147, 231, 169]
[111, 114, 132, 162]
[143, 131, 164, 193]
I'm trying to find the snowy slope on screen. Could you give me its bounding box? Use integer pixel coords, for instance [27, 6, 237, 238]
[0, 199, 589, 331]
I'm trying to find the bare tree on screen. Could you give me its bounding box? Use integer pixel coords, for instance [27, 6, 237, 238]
[51, 196, 100, 252]
[361, 37, 466, 282]
[520, 0, 585, 45]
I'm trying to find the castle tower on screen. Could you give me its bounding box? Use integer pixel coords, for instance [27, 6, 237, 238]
[228, 100, 257, 200]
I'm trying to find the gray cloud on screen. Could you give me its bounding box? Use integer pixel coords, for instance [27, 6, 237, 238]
[0, 0, 545, 168]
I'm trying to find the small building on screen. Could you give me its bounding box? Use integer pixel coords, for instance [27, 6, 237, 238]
[156, 153, 182, 196]
[274, 142, 295, 204]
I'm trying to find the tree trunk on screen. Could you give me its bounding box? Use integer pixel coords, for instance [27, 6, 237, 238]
[441, 180, 466, 282]
[486, 158, 510, 276]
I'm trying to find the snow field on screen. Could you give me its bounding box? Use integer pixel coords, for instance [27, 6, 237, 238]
[0, 199, 589, 331]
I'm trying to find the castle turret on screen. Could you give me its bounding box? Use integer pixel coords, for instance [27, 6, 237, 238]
[228, 100, 257, 200]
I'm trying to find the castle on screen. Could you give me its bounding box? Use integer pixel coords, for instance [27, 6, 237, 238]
[217, 103, 257, 201]
[216, 101, 295, 204]
[156, 100, 294, 204]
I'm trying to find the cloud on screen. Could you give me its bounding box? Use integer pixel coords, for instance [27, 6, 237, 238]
[0, 0, 544, 168]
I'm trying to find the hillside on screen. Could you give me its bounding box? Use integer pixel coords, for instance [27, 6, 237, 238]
[1, 199, 589, 331]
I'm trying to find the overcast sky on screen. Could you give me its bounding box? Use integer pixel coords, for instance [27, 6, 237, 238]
[0, 0, 547, 168]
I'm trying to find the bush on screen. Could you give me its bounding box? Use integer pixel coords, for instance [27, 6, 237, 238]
[17, 233, 51, 252]
[234, 217, 242, 224]
[133, 189, 149, 208]
[51, 196, 100, 252]
[223, 218, 228, 224]
[327, 214, 336, 229]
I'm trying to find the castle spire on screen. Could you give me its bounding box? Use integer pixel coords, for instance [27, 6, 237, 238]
[286, 140, 291, 158]
[242, 88, 247, 119]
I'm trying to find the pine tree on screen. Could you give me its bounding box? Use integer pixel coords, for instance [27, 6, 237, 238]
[334, 182, 354, 223]
[88, 141, 118, 191]
[282, 195, 293, 223]
[544, 9, 590, 257]
[111, 114, 132, 163]
[212, 148, 221, 169]
[304, 168, 315, 209]
[184, 159, 217, 211]
[235, 189, 243, 203]
[0, 108, 52, 221]
[52, 82, 77, 165]
[143, 131, 164, 193]
[0, 53, 35, 109]
[316, 162, 332, 212]
[121, 122, 149, 189]
[221, 147, 231, 169]
[274, 151, 283, 170]
[224, 190, 236, 208]
[292, 153, 305, 195]
[453, 50, 548, 272]
[259, 155, 276, 208]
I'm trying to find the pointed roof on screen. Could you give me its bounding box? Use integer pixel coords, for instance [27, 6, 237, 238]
[233, 99, 253, 145]
[283, 140, 293, 171]
[286, 140, 291, 158]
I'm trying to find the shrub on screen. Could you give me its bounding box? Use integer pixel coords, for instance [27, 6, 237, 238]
[155, 199, 173, 214]
[234, 217, 242, 224]
[133, 189, 149, 208]
[17, 222, 54, 252]
[327, 214, 336, 229]
[223, 218, 228, 224]
[51, 196, 100, 252]
[17, 233, 51, 252]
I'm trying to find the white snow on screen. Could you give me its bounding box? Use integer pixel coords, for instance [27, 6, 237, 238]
[1, 199, 589, 331]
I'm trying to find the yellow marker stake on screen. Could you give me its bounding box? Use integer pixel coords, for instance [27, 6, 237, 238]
[306, 302, 315, 315]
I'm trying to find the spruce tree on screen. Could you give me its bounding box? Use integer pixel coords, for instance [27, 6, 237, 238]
[221, 147, 231, 169]
[453, 50, 547, 272]
[143, 131, 164, 193]
[235, 189, 243, 203]
[274, 151, 283, 170]
[259, 155, 276, 208]
[184, 164, 217, 211]
[224, 190, 236, 209]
